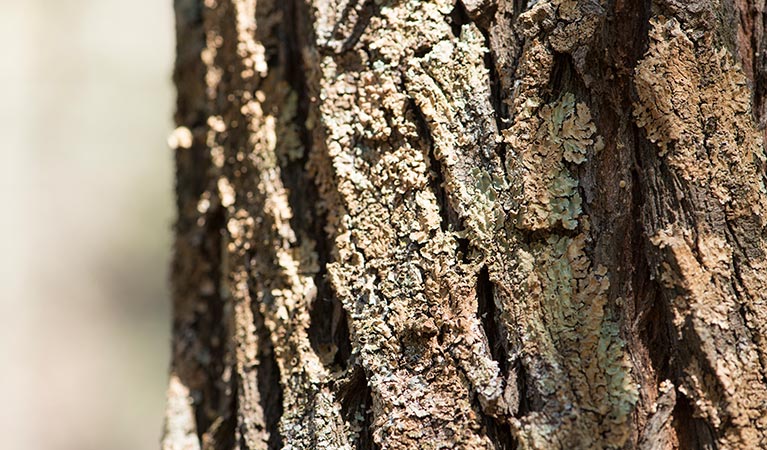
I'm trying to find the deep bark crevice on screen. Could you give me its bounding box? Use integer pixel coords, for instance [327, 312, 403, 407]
[631, 165, 671, 382]
[475, 391, 516, 450]
[547, 51, 574, 100]
[255, 326, 284, 450]
[448, 0, 472, 37]
[187, 205, 230, 441]
[205, 406, 237, 450]
[514, 359, 531, 417]
[475, 266, 515, 449]
[247, 277, 285, 450]
[475, 12, 508, 168]
[308, 277, 353, 370]
[409, 97, 462, 234]
[481, 415, 516, 450]
[672, 388, 717, 450]
[341, 0, 377, 54]
[279, 0, 318, 246]
[337, 366, 377, 450]
[476, 266, 508, 374]
[511, 0, 529, 20]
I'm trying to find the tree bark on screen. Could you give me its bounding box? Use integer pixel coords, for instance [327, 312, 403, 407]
[162, 0, 767, 448]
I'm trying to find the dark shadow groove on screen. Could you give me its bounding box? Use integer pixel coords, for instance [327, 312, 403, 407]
[672, 388, 717, 450]
[477, 266, 508, 374]
[337, 366, 378, 450]
[514, 359, 531, 416]
[511, 0, 527, 20]
[631, 133, 673, 386]
[204, 397, 237, 449]
[181, 205, 231, 442]
[480, 413, 516, 450]
[334, 0, 378, 54]
[408, 97, 462, 233]
[547, 51, 588, 104]
[248, 272, 285, 449]
[256, 320, 285, 450]
[476, 266, 516, 449]
[449, 0, 472, 37]
[308, 277, 353, 370]
[480, 26, 508, 169]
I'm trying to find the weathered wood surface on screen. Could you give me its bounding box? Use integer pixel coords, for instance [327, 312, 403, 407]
[163, 0, 767, 448]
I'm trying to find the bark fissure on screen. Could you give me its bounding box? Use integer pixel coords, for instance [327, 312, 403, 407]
[449, 1, 472, 37]
[475, 266, 516, 450]
[477, 266, 507, 374]
[251, 284, 285, 450]
[409, 97, 458, 233]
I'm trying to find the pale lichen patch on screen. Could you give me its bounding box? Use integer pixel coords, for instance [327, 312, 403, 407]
[515, 93, 600, 231]
[510, 232, 638, 448]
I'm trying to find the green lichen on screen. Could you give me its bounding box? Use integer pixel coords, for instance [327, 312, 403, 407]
[520, 233, 638, 447]
[518, 93, 601, 231]
[471, 167, 509, 237]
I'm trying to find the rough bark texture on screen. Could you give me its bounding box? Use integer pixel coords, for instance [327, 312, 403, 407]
[163, 0, 767, 448]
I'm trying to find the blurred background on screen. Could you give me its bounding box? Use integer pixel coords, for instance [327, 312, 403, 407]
[0, 1, 174, 449]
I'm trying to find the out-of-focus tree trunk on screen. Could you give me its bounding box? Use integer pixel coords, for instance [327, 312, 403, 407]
[162, 0, 767, 448]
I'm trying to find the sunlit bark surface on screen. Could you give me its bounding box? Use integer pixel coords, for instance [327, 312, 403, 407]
[163, 0, 767, 448]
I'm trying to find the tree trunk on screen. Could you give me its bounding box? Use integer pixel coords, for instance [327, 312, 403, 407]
[162, 0, 767, 448]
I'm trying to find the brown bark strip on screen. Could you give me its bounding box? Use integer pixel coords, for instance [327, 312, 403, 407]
[165, 0, 236, 447]
[303, 0, 501, 446]
[208, 0, 352, 447]
[633, 2, 767, 447]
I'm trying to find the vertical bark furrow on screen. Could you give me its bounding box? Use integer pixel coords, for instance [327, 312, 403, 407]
[632, 3, 767, 447]
[477, 266, 508, 381]
[253, 304, 284, 450]
[222, 0, 352, 446]
[336, 366, 377, 450]
[475, 267, 516, 450]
